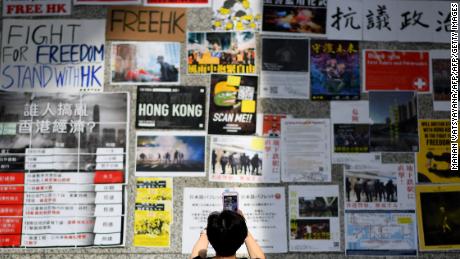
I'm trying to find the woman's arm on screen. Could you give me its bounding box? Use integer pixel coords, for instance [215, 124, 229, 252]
[245, 231, 265, 259]
[190, 228, 209, 259]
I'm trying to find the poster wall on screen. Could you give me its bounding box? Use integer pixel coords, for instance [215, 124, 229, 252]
[1, 19, 105, 92]
[289, 185, 340, 252]
[0, 92, 129, 247]
[182, 187, 288, 254]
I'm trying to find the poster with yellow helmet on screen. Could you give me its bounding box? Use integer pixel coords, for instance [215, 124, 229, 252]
[208, 74, 258, 135]
[212, 0, 262, 31]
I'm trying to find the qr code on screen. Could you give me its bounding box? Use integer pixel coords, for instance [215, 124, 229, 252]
[270, 87, 278, 94]
[238, 86, 254, 100]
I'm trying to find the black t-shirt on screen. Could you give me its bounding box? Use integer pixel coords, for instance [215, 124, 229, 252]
[192, 257, 250, 259]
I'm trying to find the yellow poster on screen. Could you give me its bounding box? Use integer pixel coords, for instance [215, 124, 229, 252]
[417, 120, 458, 183]
[134, 177, 173, 247]
[416, 184, 460, 251]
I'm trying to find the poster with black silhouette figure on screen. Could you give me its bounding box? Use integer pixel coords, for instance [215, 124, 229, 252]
[344, 163, 416, 211]
[135, 132, 206, 177]
[310, 39, 360, 100]
[369, 91, 419, 152]
[260, 36, 309, 99]
[136, 86, 206, 130]
[209, 135, 280, 183]
[416, 184, 460, 251]
[417, 119, 459, 183]
[208, 74, 258, 135]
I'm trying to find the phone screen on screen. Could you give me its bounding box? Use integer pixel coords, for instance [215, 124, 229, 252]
[223, 193, 238, 211]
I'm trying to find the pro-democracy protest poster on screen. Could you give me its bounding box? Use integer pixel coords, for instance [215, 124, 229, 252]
[260, 36, 310, 99]
[106, 6, 186, 41]
[262, 0, 327, 36]
[416, 184, 460, 251]
[182, 187, 288, 254]
[3, 0, 71, 16]
[369, 91, 419, 152]
[187, 31, 256, 74]
[136, 86, 206, 130]
[327, 0, 452, 43]
[135, 132, 206, 177]
[345, 211, 418, 256]
[0, 92, 129, 247]
[212, 0, 262, 31]
[208, 74, 258, 135]
[1, 19, 105, 92]
[310, 40, 360, 100]
[145, 0, 209, 7]
[417, 120, 458, 183]
[111, 42, 180, 85]
[134, 177, 173, 248]
[289, 185, 340, 252]
[344, 163, 416, 211]
[430, 50, 451, 111]
[209, 136, 280, 183]
[363, 50, 430, 92]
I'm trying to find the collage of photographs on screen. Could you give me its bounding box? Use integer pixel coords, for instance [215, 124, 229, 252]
[0, 0, 458, 258]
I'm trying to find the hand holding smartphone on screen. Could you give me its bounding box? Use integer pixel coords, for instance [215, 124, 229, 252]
[222, 191, 238, 212]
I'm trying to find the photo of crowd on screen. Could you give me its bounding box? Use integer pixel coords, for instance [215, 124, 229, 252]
[291, 219, 331, 240]
[299, 196, 338, 217]
[345, 175, 398, 203]
[211, 148, 262, 176]
[262, 5, 326, 34]
[187, 32, 256, 73]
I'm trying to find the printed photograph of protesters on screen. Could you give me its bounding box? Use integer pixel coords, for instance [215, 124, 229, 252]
[136, 134, 205, 176]
[111, 42, 180, 85]
[345, 174, 398, 203]
[187, 32, 256, 74]
[299, 196, 338, 217]
[290, 219, 330, 240]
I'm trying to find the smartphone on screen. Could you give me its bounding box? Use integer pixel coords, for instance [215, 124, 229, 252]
[223, 191, 238, 212]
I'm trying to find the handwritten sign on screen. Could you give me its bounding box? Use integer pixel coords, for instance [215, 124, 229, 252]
[1, 19, 105, 92]
[3, 0, 71, 16]
[327, 0, 452, 43]
[106, 6, 186, 42]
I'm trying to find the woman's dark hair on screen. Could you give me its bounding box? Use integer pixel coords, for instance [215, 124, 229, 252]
[206, 210, 248, 257]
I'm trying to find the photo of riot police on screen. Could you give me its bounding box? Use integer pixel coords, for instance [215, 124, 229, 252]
[345, 174, 397, 203]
